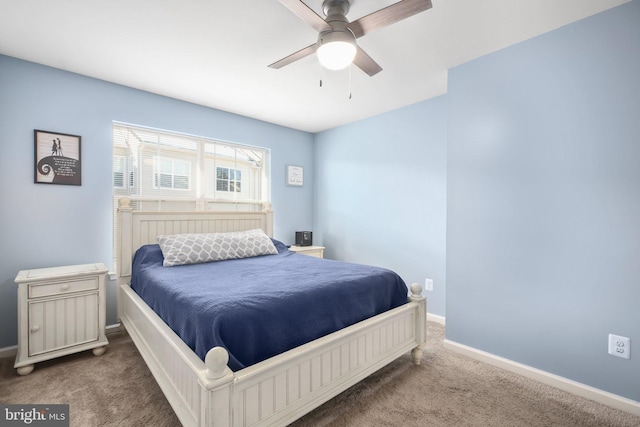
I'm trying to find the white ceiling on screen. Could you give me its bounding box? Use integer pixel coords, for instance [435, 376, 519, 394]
[0, 0, 629, 133]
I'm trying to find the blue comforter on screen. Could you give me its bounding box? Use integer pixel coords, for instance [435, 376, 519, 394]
[131, 241, 408, 371]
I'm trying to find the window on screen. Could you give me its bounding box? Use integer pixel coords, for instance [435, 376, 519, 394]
[113, 156, 126, 188]
[216, 167, 241, 192]
[113, 156, 135, 189]
[154, 158, 190, 190]
[113, 123, 268, 204]
[112, 123, 270, 265]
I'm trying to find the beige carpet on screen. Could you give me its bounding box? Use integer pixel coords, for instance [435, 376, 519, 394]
[1, 322, 638, 426]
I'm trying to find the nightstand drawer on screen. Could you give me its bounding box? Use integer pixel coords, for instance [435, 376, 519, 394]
[28, 277, 98, 299]
[289, 245, 325, 259]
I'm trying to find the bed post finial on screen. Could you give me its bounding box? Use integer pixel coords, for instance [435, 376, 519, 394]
[118, 196, 132, 210]
[409, 283, 424, 301]
[204, 347, 233, 385]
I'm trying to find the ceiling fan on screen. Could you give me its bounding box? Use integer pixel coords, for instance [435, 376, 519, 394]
[269, 0, 433, 76]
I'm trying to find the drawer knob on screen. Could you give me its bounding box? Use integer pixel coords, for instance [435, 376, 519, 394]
[61, 284, 70, 291]
[30, 325, 40, 333]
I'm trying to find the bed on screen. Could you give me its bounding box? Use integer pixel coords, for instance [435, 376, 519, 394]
[116, 197, 426, 426]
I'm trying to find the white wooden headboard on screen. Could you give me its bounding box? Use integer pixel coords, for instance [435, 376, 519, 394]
[116, 197, 274, 279]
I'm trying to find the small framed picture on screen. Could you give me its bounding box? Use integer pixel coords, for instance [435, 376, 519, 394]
[34, 130, 81, 186]
[286, 165, 304, 186]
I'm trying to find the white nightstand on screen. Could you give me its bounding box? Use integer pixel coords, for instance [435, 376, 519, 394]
[289, 245, 325, 259]
[14, 263, 109, 375]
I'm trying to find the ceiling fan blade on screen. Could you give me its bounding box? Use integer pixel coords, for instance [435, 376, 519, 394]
[348, 0, 432, 39]
[353, 46, 383, 76]
[268, 43, 317, 69]
[278, 0, 332, 33]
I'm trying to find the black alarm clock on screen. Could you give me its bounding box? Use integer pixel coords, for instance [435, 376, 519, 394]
[295, 231, 312, 246]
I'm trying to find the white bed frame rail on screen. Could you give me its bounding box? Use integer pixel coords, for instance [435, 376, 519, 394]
[116, 197, 426, 426]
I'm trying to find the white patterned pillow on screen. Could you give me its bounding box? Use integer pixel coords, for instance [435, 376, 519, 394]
[157, 229, 278, 267]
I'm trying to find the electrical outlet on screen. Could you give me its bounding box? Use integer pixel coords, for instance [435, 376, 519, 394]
[608, 334, 630, 360]
[424, 278, 433, 292]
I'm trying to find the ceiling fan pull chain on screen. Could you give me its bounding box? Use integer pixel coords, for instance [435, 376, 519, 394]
[320, 62, 326, 88]
[348, 63, 353, 99]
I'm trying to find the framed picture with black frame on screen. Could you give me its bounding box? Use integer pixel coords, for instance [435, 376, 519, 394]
[34, 130, 81, 186]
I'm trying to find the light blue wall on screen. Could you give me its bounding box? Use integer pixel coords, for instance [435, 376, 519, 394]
[2, 0, 638, 404]
[314, 97, 448, 316]
[446, 1, 640, 401]
[0, 55, 314, 348]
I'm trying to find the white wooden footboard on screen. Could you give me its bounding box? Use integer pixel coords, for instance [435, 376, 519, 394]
[228, 286, 426, 426]
[120, 282, 426, 427]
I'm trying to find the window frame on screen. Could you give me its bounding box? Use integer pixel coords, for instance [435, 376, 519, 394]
[216, 166, 242, 193]
[153, 156, 192, 191]
[112, 122, 271, 268]
[113, 155, 127, 189]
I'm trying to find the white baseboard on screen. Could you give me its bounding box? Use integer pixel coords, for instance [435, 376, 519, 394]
[0, 345, 17, 359]
[443, 339, 640, 417]
[106, 323, 122, 335]
[427, 312, 446, 325]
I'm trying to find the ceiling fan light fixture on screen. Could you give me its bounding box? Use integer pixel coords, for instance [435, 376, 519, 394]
[316, 30, 357, 71]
